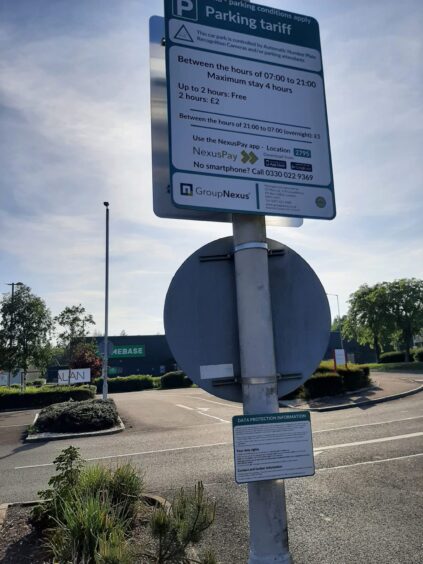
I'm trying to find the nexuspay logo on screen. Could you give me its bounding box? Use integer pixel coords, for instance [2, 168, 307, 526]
[172, 0, 198, 21]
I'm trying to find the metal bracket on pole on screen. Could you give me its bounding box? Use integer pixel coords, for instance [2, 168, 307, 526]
[199, 246, 284, 263]
[211, 373, 302, 387]
[242, 375, 277, 385]
[234, 241, 268, 253]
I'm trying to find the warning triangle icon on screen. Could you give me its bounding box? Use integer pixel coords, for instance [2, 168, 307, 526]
[174, 24, 194, 43]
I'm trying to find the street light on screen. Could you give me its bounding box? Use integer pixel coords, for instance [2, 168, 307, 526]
[102, 203, 110, 400]
[326, 293, 344, 350]
[6, 282, 24, 387]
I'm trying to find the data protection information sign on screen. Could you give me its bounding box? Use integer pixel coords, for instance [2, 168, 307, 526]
[164, 0, 335, 219]
[232, 412, 315, 483]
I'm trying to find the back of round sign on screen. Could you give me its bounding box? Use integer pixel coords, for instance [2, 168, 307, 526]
[164, 237, 330, 402]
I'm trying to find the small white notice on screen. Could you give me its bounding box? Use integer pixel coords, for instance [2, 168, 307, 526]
[58, 368, 91, 385]
[334, 348, 346, 368]
[200, 363, 234, 380]
[232, 412, 315, 483]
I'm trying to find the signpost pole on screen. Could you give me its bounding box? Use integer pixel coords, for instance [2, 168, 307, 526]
[232, 213, 292, 564]
[102, 202, 110, 400]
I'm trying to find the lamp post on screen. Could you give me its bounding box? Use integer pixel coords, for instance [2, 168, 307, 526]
[6, 282, 23, 387]
[327, 293, 344, 350]
[102, 202, 110, 400]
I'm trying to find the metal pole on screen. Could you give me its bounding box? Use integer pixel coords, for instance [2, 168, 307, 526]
[232, 214, 292, 564]
[334, 293, 345, 350]
[7, 283, 15, 388]
[102, 202, 110, 400]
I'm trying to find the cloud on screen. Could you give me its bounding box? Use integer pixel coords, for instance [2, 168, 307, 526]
[0, 0, 422, 338]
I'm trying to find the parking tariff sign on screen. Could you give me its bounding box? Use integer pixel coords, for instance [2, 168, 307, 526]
[164, 0, 335, 220]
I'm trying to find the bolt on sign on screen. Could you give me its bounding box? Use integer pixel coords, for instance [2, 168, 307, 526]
[164, 0, 335, 220]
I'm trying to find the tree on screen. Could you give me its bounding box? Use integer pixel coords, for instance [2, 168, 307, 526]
[0, 285, 53, 381]
[54, 305, 95, 366]
[384, 279, 423, 361]
[343, 283, 394, 362]
[71, 342, 102, 379]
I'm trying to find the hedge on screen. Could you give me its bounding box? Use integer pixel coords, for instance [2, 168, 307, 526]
[282, 366, 371, 400]
[414, 348, 423, 362]
[93, 375, 154, 393]
[338, 366, 371, 391]
[32, 399, 119, 434]
[0, 385, 96, 411]
[379, 351, 407, 363]
[304, 372, 344, 398]
[160, 371, 193, 389]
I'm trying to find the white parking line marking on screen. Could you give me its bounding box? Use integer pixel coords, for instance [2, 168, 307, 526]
[314, 432, 423, 453]
[176, 403, 229, 423]
[0, 424, 29, 428]
[197, 412, 230, 423]
[193, 397, 243, 408]
[14, 432, 423, 471]
[15, 442, 232, 469]
[319, 452, 423, 471]
[315, 415, 423, 434]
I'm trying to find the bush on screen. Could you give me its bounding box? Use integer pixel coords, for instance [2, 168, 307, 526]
[314, 359, 335, 373]
[148, 482, 216, 563]
[304, 372, 344, 399]
[32, 446, 215, 564]
[46, 491, 131, 564]
[31, 379, 47, 387]
[0, 385, 96, 411]
[32, 399, 119, 434]
[32, 447, 143, 533]
[338, 367, 371, 391]
[380, 351, 406, 363]
[94, 375, 154, 394]
[160, 370, 193, 389]
[414, 348, 423, 362]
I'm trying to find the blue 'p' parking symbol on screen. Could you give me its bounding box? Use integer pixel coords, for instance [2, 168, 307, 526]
[172, 0, 198, 21]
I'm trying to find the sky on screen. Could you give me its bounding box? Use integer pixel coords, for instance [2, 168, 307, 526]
[0, 0, 422, 337]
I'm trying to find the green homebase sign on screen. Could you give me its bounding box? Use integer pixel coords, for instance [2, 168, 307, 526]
[164, 0, 335, 220]
[96, 343, 145, 359]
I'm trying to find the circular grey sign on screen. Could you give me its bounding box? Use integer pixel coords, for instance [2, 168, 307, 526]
[164, 237, 330, 402]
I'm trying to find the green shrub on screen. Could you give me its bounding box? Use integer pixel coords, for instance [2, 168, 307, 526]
[380, 351, 406, 363]
[33, 399, 119, 434]
[31, 446, 84, 530]
[0, 385, 95, 411]
[46, 491, 130, 564]
[108, 464, 144, 522]
[160, 370, 193, 389]
[31, 378, 47, 387]
[338, 367, 371, 391]
[77, 463, 144, 524]
[314, 359, 335, 374]
[32, 446, 143, 533]
[304, 372, 344, 399]
[94, 375, 154, 394]
[414, 348, 423, 362]
[32, 446, 215, 564]
[148, 482, 216, 563]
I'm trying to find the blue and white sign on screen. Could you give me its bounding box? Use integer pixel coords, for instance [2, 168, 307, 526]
[164, 0, 335, 220]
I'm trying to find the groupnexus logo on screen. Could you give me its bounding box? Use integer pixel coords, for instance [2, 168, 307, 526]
[195, 187, 250, 200]
[180, 183, 193, 196]
[173, 0, 198, 21]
